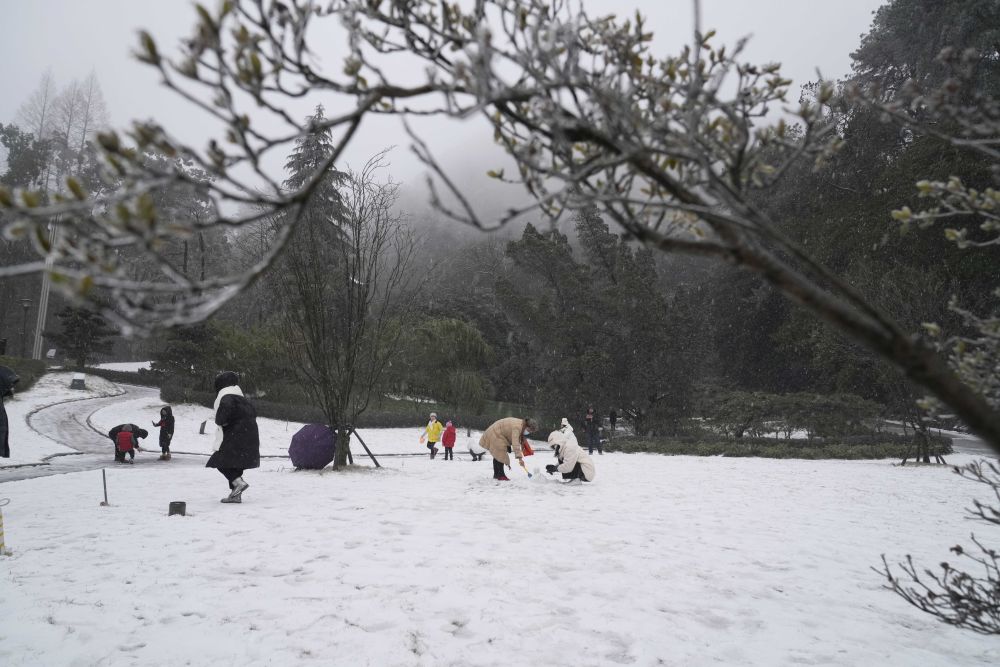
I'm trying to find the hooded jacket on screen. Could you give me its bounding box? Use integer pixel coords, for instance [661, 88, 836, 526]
[153, 406, 175, 444]
[441, 422, 457, 447]
[547, 423, 596, 481]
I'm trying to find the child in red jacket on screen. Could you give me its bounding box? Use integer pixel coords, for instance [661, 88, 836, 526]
[441, 420, 457, 460]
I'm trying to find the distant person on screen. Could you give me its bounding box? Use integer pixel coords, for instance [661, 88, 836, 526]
[206, 371, 260, 504]
[441, 420, 457, 460]
[479, 417, 538, 481]
[609, 408, 618, 432]
[108, 423, 148, 464]
[546, 418, 596, 483]
[583, 405, 602, 455]
[468, 437, 487, 462]
[420, 412, 444, 459]
[152, 406, 175, 460]
[0, 366, 19, 458]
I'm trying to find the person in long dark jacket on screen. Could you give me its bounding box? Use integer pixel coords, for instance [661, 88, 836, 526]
[152, 406, 175, 460]
[0, 366, 19, 458]
[206, 371, 260, 504]
[583, 405, 602, 455]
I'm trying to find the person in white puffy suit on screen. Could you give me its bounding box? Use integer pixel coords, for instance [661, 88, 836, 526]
[546, 418, 596, 483]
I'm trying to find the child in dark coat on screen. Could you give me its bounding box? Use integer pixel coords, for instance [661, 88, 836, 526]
[152, 406, 175, 460]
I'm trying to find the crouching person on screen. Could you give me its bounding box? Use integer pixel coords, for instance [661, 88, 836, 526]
[206, 371, 260, 504]
[546, 418, 596, 483]
[109, 423, 148, 464]
[468, 439, 487, 462]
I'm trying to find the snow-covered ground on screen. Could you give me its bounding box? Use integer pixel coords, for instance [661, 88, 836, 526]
[2, 376, 999, 665]
[0, 372, 123, 466]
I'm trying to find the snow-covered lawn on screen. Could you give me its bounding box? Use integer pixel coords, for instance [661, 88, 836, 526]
[1, 447, 998, 665]
[0, 372, 123, 466]
[2, 377, 998, 664]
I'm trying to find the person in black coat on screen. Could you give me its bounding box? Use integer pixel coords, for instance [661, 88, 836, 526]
[152, 406, 175, 460]
[583, 405, 602, 455]
[0, 366, 19, 458]
[206, 371, 260, 504]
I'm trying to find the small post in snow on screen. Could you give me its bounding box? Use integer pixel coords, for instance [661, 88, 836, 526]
[0, 497, 11, 556]
[99, 469, 109, 507]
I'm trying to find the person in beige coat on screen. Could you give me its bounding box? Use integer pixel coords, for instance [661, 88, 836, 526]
[479, 416, 538, 481]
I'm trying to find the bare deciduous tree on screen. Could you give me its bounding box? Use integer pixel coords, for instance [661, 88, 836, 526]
[16, 69, 57, 143]
[278, 151, 419, 467]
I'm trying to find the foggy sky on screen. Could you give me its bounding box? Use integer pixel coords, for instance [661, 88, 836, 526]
[0, 0, 886, 222]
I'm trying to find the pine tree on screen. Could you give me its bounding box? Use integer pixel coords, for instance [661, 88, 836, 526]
[283, 104, 347, 232]
[44, 306, 116, 369]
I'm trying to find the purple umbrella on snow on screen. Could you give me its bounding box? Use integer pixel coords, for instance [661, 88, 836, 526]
[289, 424, 337, 469]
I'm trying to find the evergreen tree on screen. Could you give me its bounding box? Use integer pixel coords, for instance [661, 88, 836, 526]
[150, 322, 225, 389]
[495, 211, 706, 434]
[390, 317, 494, 431]
[44, 306, 116, 369]
[852, 0, 1000, 95]
[0, 123, 49, 188]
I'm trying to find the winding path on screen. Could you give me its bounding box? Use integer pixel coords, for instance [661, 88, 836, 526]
[0, 384, 205, 483]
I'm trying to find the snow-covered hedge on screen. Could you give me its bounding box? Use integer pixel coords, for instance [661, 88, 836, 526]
[609, 433, 952, 460]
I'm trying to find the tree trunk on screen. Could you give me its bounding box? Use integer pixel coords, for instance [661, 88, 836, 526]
[334, 424, 351, 468]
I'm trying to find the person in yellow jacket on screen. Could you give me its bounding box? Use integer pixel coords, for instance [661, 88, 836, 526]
[420, 412, 444, 459]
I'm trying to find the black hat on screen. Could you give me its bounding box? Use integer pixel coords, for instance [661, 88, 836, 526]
[214, 371, 240, 393]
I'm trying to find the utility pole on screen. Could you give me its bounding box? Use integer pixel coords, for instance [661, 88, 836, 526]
[18, 298, 32, 358]
[32, 224, 58, 360]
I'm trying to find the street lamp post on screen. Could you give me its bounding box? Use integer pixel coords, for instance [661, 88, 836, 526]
[18, 298, 32, 358]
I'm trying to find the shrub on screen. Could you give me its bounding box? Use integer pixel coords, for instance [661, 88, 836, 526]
[609, 432, 951, 460]
[701, 390, 884, 439]
[82, 366, 164, 388]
